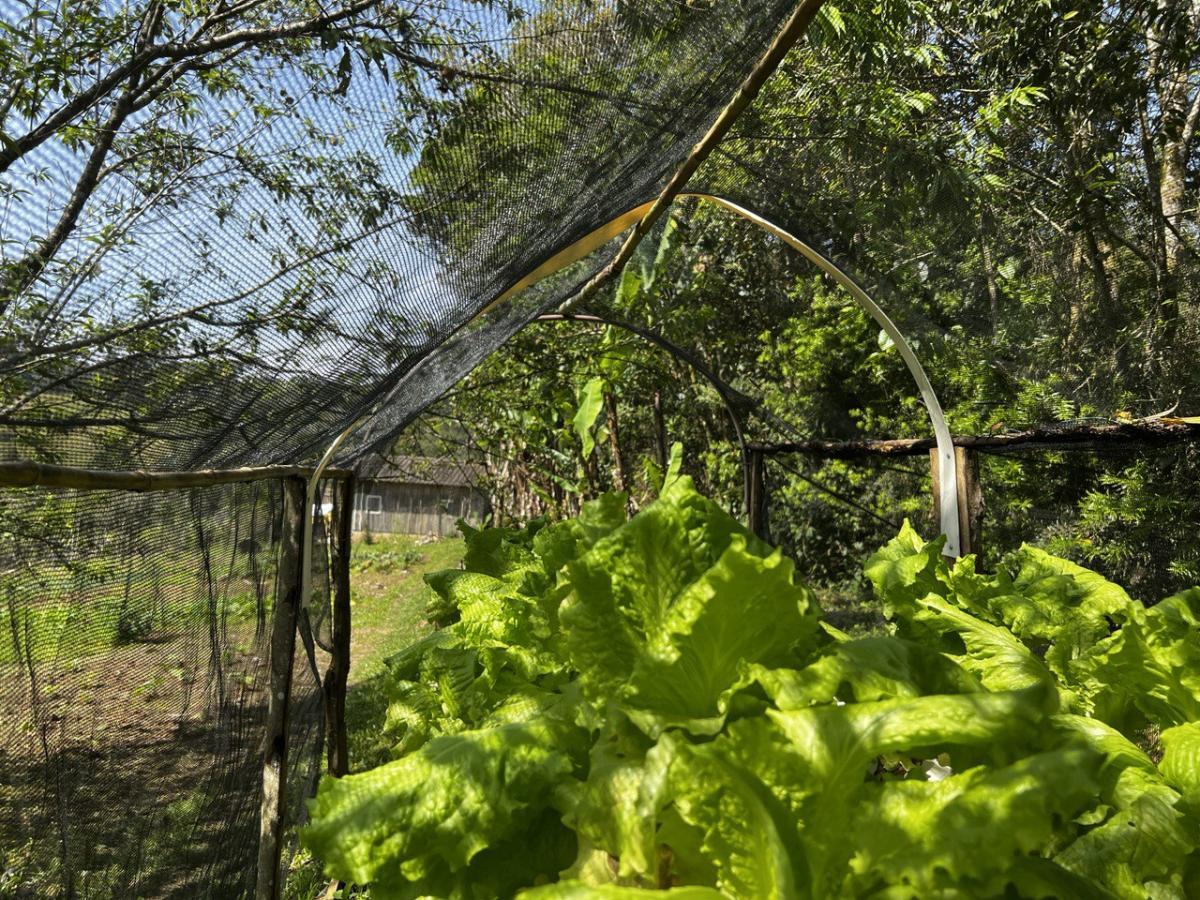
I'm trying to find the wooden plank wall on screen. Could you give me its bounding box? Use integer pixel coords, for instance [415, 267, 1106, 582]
[351, 482, 487, 536]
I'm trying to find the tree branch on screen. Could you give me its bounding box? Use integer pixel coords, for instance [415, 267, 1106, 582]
[0, 0, 379, 174]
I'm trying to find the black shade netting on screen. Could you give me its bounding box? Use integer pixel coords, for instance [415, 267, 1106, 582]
[1, 0, 802, 473]
[0, 478, 334, 898]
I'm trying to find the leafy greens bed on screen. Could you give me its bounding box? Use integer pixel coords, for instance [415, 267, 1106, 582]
[303, 476, 1200, 898]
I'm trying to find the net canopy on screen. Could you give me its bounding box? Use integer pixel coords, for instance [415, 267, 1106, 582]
[2, 0, 1196, 471]
[1, 0, 807, 473]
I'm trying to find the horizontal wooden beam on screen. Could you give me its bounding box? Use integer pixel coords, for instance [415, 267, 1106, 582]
[749, 422, 1200, 459]
[0, 459, 353, 492]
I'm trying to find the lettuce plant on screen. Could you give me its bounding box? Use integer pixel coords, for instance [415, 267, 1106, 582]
[303, 480, 1200, 898]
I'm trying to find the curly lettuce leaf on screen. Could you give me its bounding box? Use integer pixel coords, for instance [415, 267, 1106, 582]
[1048, 715, 1194, 898]
[699, 686, 1054, 896]
[303, 715, 586, 892]
[534, 491, 629, 578]
[1160, 720, 1200, 813]
[564, 530, 816, 735]
[559, 730, 672, 879]
[425, 569, 560, 676]
[902, 594, 1057, 697]
[863, 520, 950, 617]
[558, 477, 815, 735]
[746, 634, 979, 710]
[381, 807, 576, 900]
[841, 749, 1102, 898]
[518, 884, 724, 899]
[1067, 591, 1200, 731]
[1003, 547, 1141, 674]
[659, 732, 808, 899]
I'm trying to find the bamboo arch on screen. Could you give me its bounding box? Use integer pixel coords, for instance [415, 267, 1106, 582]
[490, 193, 962, 555]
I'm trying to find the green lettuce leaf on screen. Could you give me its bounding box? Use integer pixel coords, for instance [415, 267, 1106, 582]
[903, 594, 1057, 697]
[1003, 547, 1141, 675]
[426, 569, 560, 677]
[383, 628, 460, 681]
[559, 730, 672, 880]
[1053, 800, 1193, 899]
[561, 478, 815, 735]
[1066, 592, 1200, 731]
[518, 883, 725, 899]
[624, 536, 817, 734]
[303, 715, 586, 892]
[660, 732, 808, 899]
[863, 520, 950, 617]
[385, 808, 577, 900]
[841, 749, 1102, 898]
[1160, 720, 1200, 813]
[759, 687, 1058, 890]
[746, 634, 979, 710]
[1049, 715, 1194, 898]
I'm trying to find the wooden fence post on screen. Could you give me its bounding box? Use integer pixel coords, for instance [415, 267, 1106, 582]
[745, 448, 769, 541]
[929, 446, 983, 561]
[324, 475, 354, 778]
[257, 476, 306, 900]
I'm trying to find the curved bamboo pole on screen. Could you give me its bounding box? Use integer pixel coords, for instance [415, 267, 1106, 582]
[489, 194, 962, 554]
[698, 196, 961, 556]
[350, 192, 964, 553]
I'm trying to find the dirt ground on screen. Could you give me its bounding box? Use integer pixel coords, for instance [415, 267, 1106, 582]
[0, 594, 329, 899]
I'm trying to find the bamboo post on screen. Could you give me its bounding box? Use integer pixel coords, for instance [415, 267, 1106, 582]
[930, 446, 983, 560]
[324, 475, 354, 777]
[257, 476, 306, 900]
[745, 448, 769, 541]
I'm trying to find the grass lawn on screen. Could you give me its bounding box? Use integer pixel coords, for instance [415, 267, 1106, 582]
[345, 532, 465, 687]
[285, 531, 464, 900]
[339, 531, 465, 771]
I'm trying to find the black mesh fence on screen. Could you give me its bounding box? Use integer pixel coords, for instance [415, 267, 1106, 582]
[0, 477, 334, 898]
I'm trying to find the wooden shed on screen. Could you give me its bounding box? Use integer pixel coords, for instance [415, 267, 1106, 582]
[351, 455, 489, 537]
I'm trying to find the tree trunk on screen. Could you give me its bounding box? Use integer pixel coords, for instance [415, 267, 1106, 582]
[1160, 141, 1188, 275]
[977, 209, 1002, 338]
[603, 391, 628, 493]
[1146, 0, 1200, 315]
[653, 390, 668, 469]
